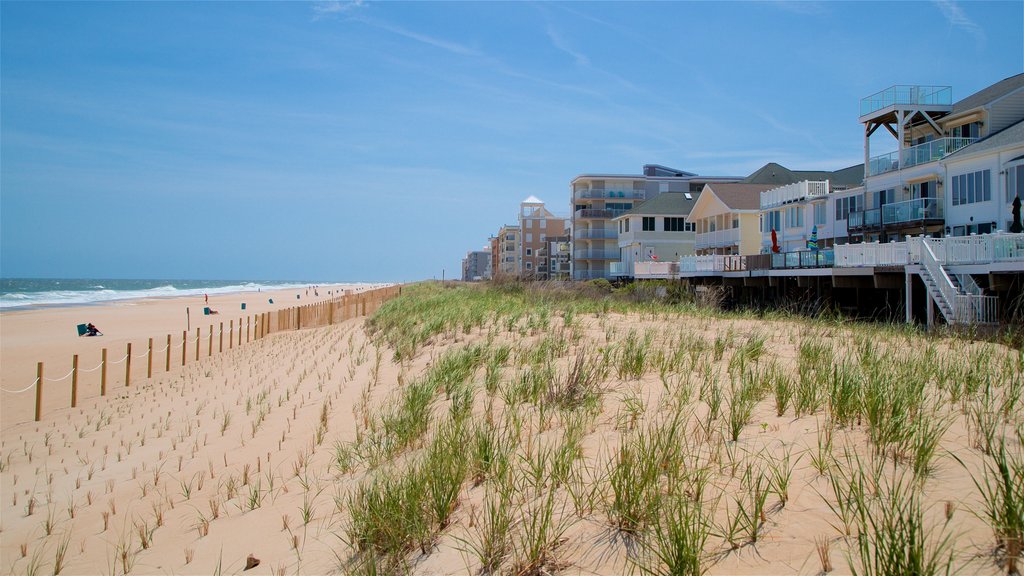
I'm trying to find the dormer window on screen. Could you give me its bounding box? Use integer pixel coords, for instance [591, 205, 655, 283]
[950, 121, 982, 139]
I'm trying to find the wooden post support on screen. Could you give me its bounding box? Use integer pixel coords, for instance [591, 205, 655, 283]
[181, 331, 187, 366]
[219, 322, 224, 352]
[238, 318, 242, 346]
[71, 354, 79, 408]
[35, 362, 43, 422]
[229, 320, 234, 349]
[208, 325, 213, 356]
[125, 342, 132, 388]
[101, 348, 108, 396]
[195, 327, 200, 361]
[147, 338, 154, 378]
[165, 334, 172, 372]
[247, 316, 250, 343]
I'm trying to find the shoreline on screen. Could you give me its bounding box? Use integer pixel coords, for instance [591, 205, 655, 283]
[0, 282, 391, 428]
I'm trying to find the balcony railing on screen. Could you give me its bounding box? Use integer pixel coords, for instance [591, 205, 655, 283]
[575, 208, 628, 220]
[760, 180, 830, 209]
[859, 85, 952, 117]
[771, 250, 835, 269]
[867, 137, 978, 176]
[574, 249, 620, 260]
[849, 198, 943, 230]
[695, 227, 740, 248]
[633, 261, 680, 278]
[574, 228, 617, 240]
[575, 189, 645, 200]
[574, 269, 611, 280]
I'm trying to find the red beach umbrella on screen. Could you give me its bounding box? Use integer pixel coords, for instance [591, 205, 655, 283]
[771, 228, 780, 253]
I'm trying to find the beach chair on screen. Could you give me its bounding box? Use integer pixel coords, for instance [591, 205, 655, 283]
[241, 303, 246, 310]
[77, 323, 88, 337]
[268, 298, 274, 304]
[204, 307, 211, 315]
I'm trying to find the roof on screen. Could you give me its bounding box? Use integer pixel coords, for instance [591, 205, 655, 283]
[522, 195, 543, 204]
[743, 162, 864, 188]
[614, 192, 698, 219]
[952, 73, 1024, 115]
[943, 118, 1024, 161]
[704, 183, 776, 210]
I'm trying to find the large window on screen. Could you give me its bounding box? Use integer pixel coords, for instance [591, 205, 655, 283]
[763, 210, 782, 232]
[786, 206, 804, 228]
[950, 122, 981, 139]
[814, 203, 827, 225]
[835, 196, 862, 221]
[664, 217, 687, 232]
[642, 217, 656, 231]
[1007, 164, 1024, 202]
[951, 170, 991, 206]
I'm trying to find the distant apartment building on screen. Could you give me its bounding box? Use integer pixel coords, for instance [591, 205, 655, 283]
[518, 196, 567, 279]
[570, 164, 741, 280]
[461, 249, 492, 281]
[495, 224, 521, 278]
[545, 234, 572, 280]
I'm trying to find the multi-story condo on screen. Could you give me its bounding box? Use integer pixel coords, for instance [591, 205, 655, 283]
[611, 193, 698, 277]
[518, 196, 567, 279]
[852, 74, 1024, 241]
[461, 249, 492, 282]
[494, 224, 521, 278]
[545, 235, 572, 280]
[570, 164, 741, 280]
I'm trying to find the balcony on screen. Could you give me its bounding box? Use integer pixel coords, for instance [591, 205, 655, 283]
[574, 228, 617, 240]
[695, 227, 740, 249]
[771, 250, 835, 269]
[867, 137, 978, 176]
[575, 208, 628, 220]
[760, 180, 830, 209]
[849, 198, 943, 231]
[574, 249, 620, 260]
[859, 85, 952, 119]
[574, 269, 611, 280]
[575, 189, 645, 200]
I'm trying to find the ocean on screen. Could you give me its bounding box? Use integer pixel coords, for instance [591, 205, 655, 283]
[0, 278, 330, 310]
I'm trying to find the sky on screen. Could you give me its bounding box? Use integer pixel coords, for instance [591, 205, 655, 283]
[1, 1, 1022, 282]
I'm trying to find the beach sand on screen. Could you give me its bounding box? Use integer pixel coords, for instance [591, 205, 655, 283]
[0, 285, 1018, 575]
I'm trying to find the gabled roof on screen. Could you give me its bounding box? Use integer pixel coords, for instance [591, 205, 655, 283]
[743, 162, 864, 188]
[704, 183, 776, 210]
[943, 118, 1024, 161]
[952, 73, 1024, 115]
[614, 192, 697, 219]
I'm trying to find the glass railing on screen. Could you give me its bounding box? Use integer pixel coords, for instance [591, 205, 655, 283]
[771, 249, 835, 269]
[881, 197, 943, 224]
[859, 85, 952, 117]
[576, 189, 645, 200]
[575, 208, 628, 219]
[868, 137, 978, 176]
[574, 249, 620, 260]
[574, 228, 617, 239]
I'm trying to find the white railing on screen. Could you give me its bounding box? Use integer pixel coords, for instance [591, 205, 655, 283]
[677, 255, 744, 273]
[760, 180, 830, 209]
[954, 295, 1000, 325]
[696, 227, 740, 249]
[919, 240, 958, 315]
[834, 242, 910, 267]
[610, 261, 626, 276]
[634, 261, 680, 278]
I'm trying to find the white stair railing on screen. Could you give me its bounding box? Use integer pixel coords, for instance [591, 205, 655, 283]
[919, 240, 959, 321]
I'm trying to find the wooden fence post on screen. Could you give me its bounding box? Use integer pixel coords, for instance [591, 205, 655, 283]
[208, 325, 213, 356]
[166, 335, 172, 372]
[195, 327, 200, 361]
[35, 362, 43, 422]
[101, 348, 108, 396]
[247, 316, 251, 343]
[238, 318, 242, 346]
[181, 331, 187, 366]
[229, 321, 234, 349]
[71, 354, 79, 408]
[125, 343, 132, 388]
[219, 322, 224, 352]
[147, 338, 153, 378]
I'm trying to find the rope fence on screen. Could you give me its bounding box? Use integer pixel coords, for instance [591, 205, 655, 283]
[1, 285, 402, 423]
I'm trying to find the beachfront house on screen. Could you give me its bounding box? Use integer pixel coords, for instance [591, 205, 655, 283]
[691, 183, 775, 256]
[853, 74, 1024, 242]
[518, 196, 567, 280]
[610, 192, 697, 278]
[570, 165, 741, 280]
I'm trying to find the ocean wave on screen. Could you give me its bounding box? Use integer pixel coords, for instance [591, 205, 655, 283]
[0, 281, 355, 310]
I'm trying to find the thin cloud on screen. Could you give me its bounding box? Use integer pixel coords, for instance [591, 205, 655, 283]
[933, 0, 986, 47]
[355, 16, 481, 57]
[545, 22, 589, 66]
[311, 1, 365, 20]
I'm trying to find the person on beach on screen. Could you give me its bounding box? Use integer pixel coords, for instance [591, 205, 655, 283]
[205, 293, 208, 304]
[86, 323, 101, 336]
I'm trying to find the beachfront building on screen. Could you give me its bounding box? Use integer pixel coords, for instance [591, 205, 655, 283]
[494, 225, 521, 278]
[610, 192, 697, 278]
[853, 74, 1024, 242]
[545, 235, 572, 280]
[571, 165, 741, 280]
[518, 196, 567, 280]
[690, 183, 776, 256]
[461, 249, 492, 282]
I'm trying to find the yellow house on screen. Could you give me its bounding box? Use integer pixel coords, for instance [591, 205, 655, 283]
[690, 183, 774, 255]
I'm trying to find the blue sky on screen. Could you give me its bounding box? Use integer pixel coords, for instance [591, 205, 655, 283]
[2, 1, 1021, 282]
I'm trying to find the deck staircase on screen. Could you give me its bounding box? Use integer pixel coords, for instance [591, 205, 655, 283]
[916, 240, 997, 325]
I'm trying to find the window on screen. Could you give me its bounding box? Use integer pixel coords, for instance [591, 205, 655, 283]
[505, 234, 514, 241]
[539, 219, 546, 229]
[814, 203, 827, 225]
[525, 233, 533, 242]
[539, 234, 546, 242]
[786, 206, 803, 228]
[1008, 164, 1024, 202]
[835, 196, 862, 221]
[951, 170, 991, 206]
[625, 219, 630, 232]
[642, 217, 656, 231]
[525, 262, 532, 270]
[664, 217, 686, 232]
[685, 221, 695, 232]
[526, 248, 532, 256]
[873, 189, 895, 208]
[764, 210, 781, 232]
[950, 122, 981, 139]
[732, 218, 739, 229]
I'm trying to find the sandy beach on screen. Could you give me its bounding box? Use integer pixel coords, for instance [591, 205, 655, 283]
[0, 282, 1020, 575]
